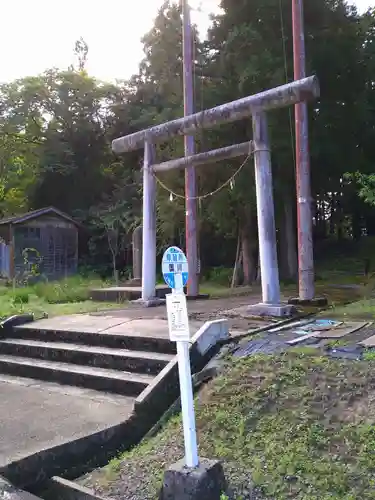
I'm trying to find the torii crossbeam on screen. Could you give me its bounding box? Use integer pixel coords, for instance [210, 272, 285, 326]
[112, 75, 320, 316]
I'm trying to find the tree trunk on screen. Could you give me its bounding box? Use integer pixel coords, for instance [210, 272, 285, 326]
[353, 210, 361, 241]
[329, 195, 335, 236]
[132, 225, 142, 281]
[113, 259, 119, 286]
[256, 251, 261, 283]
[240, 218, 257, 285]
[315, 198, 327, 240]
[336, 197, 344, 240]
[231, 230, 242, 288]
[280, 192, 298, 281]
[107, 229, 120, 285]
[365, 215, 375, 237]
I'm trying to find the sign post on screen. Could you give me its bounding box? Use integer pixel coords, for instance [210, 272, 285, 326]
[162, 246, 199, 468]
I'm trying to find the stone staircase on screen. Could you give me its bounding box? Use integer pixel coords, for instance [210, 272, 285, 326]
[0, 319, 176, 397]
[0, 314, 229, 487]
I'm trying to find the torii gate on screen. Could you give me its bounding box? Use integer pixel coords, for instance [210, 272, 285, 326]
[112, 75, 319, 316]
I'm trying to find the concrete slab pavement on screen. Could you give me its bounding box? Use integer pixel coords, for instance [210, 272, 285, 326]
[90, 293, 270, 335]
[18, 315, 133, 334]
[20, 315, 204, 339]
[0, 375, 134, 468]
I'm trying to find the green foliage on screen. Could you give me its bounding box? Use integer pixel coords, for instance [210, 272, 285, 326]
[363, 349, 375, 361]
[206, 266, 233, 286]
[10, 288, 30, 305]
[18, 247, 43, 286]
[346, 172, 375, 207]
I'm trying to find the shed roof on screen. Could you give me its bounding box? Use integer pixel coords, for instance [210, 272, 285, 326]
[0, 207, 80, 227]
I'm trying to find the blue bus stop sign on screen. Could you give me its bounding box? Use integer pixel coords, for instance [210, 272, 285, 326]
[162, 246, 189, 290]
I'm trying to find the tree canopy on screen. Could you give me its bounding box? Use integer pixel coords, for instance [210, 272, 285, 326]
[1, 0, 374, 280]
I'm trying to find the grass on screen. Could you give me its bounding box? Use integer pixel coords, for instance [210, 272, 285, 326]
[200, 282, 257, 298]
[83, 349, 375, 500]
[315, 237, 375, 276]
[0, 275, 123, 319]
[325, 298, 375, 320]
[323, 338, 351, 348]
[319, 270, 375, 319]
[200, 262, 366, 303]
[0, 257, 368, 320]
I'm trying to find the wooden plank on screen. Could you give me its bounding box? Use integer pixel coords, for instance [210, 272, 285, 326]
[287, 321, 369, 346]
[360, 336, 375, 347]
[359, 326, 375, 347]
[287, 332, 320, 345]
[317, 321, 368, 339]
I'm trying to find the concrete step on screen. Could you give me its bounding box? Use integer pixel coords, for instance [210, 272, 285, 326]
[0, 355, 154, 396]
[0, 374, 135, 470]
[12, 325, 176, 355]
[0, 339, 174, 375]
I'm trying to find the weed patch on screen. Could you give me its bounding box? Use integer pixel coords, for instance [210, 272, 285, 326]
[0, 275, 120, 318]
[33, 278, 91, 303]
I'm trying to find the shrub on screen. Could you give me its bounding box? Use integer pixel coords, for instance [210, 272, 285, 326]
[207, 267, 232, 286]
[11, 288, 30, 305]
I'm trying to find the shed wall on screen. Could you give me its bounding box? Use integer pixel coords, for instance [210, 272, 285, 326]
[13, 216, 78, 281]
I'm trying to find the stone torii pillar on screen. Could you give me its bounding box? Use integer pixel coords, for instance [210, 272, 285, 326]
[112, 76, 320, 315]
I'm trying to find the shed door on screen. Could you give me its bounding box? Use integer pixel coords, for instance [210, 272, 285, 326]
[44, 227, 76, 279]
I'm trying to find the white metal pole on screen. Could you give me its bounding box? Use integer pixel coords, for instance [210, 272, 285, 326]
[141, 140, 156, 301]
[252, 111, 281, 305]
[172, 285, 199, 468]
[176, 339, 199, 467]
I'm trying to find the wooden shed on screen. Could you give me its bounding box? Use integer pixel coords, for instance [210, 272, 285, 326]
[0, 207, 79, 281]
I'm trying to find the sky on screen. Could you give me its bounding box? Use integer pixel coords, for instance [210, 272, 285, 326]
[0, 0, 373, 84]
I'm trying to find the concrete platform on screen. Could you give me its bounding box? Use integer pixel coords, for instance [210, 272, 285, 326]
[13, 316, 188, 356]
[90, 285, 169, 302]
[0, 374, 134, 468]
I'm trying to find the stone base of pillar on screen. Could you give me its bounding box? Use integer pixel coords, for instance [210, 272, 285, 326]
[246, 302, 295, 318]
[288, 296, 328, 307]
[130, 297, 166, 308]
[160, 458, 226, 500]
